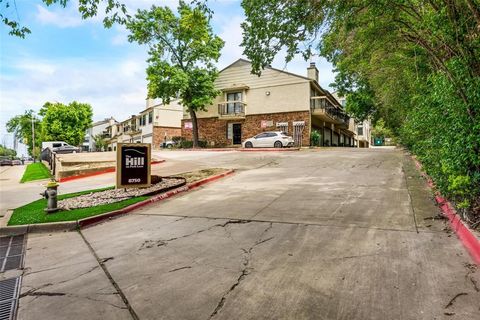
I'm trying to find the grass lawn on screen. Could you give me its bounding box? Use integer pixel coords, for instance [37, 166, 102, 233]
[20, 162, 52, 183]
[9, 168, 229, 226]
[8, 186, 148, 226]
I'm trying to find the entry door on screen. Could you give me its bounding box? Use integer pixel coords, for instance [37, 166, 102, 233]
[232, 123, 242, 145]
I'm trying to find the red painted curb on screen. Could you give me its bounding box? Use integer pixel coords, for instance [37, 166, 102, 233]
[187, 169, 235, 189]
[58, 160, 165, 182]
[165, 148, 299, 152]
[238, 148, 300, 152]
[78, 170, 235, 228]
[412, 156, 480, 264]
[437, 197, 480, 264]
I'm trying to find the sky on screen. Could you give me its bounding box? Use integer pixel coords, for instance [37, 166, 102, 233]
[0, 0, 335, 155]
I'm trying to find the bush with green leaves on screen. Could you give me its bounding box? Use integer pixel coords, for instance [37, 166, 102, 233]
[310, 131, 321, 147]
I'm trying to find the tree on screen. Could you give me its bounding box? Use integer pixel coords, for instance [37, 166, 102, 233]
[93, 134, 108, 152]
[0, 145, 16, 158]
[1, 0, 128, 38]
[39, 101, 93, 146]
[126, 1, 224, 148]
[241, 0, 480, 226]
[6, 110, 42, 157]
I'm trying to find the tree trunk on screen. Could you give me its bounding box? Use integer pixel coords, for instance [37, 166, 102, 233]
[189, 108, 199, 148]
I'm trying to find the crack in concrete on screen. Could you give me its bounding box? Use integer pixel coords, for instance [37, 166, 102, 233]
[24, 291, 66, 297]
[139, 219, 252, 250]
[209, 222, 273, 319]
[20, 290, 128, 310]
[168, 266, 192, 273]
[78, 230, 139, 319]
[20, 264, 100, 300]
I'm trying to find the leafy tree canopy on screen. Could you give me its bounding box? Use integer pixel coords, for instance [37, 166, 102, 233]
[126, 1, 224, 147]
[241, 0, 480, 225]
[0, 144, 16, 158]
[39, 101, 93, 146]
[6, 109, 42, 157]
[1, 0, 129, 38]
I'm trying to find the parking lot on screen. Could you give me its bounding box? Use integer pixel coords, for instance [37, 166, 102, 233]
[6, 148, 480, 319]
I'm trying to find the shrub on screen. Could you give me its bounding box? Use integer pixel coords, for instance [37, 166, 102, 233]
[179, 140, 208, 148]
[172, 136, 184, 144]
[310, 130, 321, 146]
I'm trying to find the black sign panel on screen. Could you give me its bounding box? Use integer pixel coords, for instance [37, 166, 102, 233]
[117, 143, 151, 188]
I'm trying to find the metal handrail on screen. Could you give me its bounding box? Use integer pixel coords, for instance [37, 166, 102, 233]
[310, 97, 350, 124]
[218, 101, 246, 116]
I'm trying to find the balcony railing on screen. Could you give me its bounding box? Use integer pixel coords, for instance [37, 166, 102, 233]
[311, 97, 350, 124]
[218, 101, 246, 117]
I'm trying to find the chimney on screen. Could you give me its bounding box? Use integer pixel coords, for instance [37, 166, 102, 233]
[307, 62, 318, 82]
[146, 97, 154, 109]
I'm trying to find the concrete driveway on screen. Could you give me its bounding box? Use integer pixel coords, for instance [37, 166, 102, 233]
[14, 149, 480, 319]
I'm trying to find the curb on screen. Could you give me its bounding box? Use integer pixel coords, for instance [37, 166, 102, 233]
[164, 148, 300, 152]
[0, 169, 235, 234]
[238, 148, 300, 152]
[412, 157, 480, 264]
[58, 160, 165, 183]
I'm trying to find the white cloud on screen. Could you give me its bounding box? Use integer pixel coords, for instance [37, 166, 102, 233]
[35, 4, 84, 28]
[0, 55, 149, 137]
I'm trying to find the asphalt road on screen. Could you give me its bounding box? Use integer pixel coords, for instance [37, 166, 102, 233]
[11, 149, 480, 319]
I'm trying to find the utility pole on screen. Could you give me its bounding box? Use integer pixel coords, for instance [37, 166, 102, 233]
[31, 112, 35, 162]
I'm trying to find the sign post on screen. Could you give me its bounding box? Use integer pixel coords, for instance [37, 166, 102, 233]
[116, 143, 151, 189]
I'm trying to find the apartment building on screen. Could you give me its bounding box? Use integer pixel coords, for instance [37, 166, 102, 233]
[106, 99, 182, 151]
[82, 117, 117, 152]
[181, 59, 355, 147]
[332, 92, 372, 148]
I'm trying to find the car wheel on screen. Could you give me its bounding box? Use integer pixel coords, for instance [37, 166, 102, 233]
[245, 142, 253, 148]
[274, 141, 283, 148]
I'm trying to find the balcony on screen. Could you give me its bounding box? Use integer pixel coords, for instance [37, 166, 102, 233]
[311, 96, 350, 127]
[218, 101, 246, 119]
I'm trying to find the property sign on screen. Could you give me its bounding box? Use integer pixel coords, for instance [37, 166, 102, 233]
[261, 120, 273, 128]
[116, 143, 151, 189]
[184, 121, 193, 129]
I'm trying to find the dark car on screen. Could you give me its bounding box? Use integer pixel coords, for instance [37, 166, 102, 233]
[53, 145, 80, 154]
[0, 159, 13, 166]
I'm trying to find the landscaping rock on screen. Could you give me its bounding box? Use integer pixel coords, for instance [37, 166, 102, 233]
[58, 177, 186, 210]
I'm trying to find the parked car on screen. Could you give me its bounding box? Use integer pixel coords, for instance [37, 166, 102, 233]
[243, 131, 295, 148]
[12, 159, 22, 165]
[53, 145, 80, 154]
[42, 141, 70, 150]
[0, 158, 13, 166]
[161, 140, 176, 148]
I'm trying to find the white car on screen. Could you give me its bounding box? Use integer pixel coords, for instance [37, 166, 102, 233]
[243, 131, 295, 148]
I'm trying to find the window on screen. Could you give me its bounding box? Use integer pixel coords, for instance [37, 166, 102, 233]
[148, 111, 153, 124]
[226, 92, 242, 114]
[255, 133, 268, 139]
[357, 126, 364, 136]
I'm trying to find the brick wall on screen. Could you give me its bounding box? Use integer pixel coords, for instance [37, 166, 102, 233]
[182, 110, 311, 147]
[243, 111, 311, 146]
[153, 126, 181, 149]
[181, 117, 233, 147]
